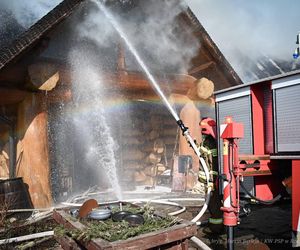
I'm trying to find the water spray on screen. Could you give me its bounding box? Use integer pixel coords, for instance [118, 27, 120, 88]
[95, 0, 212, 222]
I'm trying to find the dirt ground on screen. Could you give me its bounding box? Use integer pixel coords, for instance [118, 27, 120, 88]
[183, 199, 295, 250]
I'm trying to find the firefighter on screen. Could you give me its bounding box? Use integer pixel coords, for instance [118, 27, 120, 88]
[169, 77, 215, 189]
[199, 117, 224, 233]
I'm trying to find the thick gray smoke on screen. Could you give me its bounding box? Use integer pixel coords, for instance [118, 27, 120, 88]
[78, 0, 200, 74]
[0, 0, 62, 28]
[186, 0, 300, 81]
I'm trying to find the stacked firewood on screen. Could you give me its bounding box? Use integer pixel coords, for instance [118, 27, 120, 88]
[120, 103, 178, 188]
[0, 141, 9, 179]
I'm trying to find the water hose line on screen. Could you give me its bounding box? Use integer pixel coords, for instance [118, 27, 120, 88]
[240, 181, 281, 205]
[176, 120, 212, 222]
[61, 197, 212, 249]
[97, 0, 212, 223]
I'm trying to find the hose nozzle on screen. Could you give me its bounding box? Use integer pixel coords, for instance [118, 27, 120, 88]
[177, 119, 188, 135]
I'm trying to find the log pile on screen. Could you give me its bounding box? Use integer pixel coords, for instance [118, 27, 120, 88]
[0, 148, 9, 179]
[120, 102, 179, 189]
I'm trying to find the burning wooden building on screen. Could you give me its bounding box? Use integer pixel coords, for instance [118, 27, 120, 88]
[0, 0, 241, 208]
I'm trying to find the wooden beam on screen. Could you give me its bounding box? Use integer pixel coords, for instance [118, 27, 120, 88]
[0, 65, 27, 87]
[188, 61, 215, 74]
[0, 87, 28, 105]
[58, 66, 197, 96]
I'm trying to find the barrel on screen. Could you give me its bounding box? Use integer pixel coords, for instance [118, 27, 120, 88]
[0, 178, 33, 209]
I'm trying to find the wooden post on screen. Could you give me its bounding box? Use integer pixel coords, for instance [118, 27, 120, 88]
[16, 93, 52, 208]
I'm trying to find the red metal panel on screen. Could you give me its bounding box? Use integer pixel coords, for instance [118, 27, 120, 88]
[292, 160, 300, 232]
[255, 175, 282, 200]
[263, 82, 274, 154]
[251, 84, 265, 155]
[221, 123, 244, 139]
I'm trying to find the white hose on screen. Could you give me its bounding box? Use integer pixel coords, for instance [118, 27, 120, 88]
[61, 199, 186, 216]
[66, 135, 212, 221]
[196, 220, 208, 226]
[97, 0, 212, 225]
[190, 236, 212, 250]
[191, 186, 212, 222]
[183, 132, 212, 223]
[62, 195, 212, 249]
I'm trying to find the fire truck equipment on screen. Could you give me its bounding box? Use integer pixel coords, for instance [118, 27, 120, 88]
[220, 117, 244, 250]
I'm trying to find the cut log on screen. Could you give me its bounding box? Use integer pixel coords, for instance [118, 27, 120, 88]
[145, 153, 161, 164]
[27, 62, 59, 91]
[153, 139, 165, 154]
[0, 150, 9, 179]
[156, 163, 167, 174]
[142, 139, 164, 154]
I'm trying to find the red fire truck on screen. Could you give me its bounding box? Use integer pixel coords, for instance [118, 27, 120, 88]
[214, 70, 300, 248]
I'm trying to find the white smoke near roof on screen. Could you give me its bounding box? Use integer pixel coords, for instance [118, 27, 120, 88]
[78, 0, 200, 73]
[186, 0, 300, 81]
[0, 0, 62, 28]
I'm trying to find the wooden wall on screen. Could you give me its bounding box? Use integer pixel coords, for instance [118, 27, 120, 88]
[16, 93, 52, 208]
[119, 102, 178, 189]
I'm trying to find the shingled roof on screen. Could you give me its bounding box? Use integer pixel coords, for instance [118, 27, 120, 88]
[0, 0, 84, 71]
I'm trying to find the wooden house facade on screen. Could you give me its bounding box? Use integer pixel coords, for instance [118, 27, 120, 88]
[0, 0, 241, 207]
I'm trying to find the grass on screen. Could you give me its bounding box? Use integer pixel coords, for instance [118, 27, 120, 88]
[55, 204, 180, 242]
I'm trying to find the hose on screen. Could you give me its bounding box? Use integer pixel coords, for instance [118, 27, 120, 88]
[61, 197, 211, 249]
[240, 181, 281, 205]
[190, 236, 212, 250]
[175, 121, 212, 222]
[191, 186, 212, 222]
[98, 0, 211, 224]
[61, 199, 186, 216]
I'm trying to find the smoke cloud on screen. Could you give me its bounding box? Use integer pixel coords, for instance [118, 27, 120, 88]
[186, 0, 300, 81]
[0, 0, 62, 28]
[78, 0, 200, 74]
